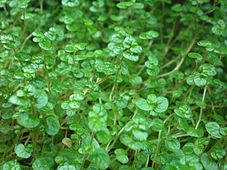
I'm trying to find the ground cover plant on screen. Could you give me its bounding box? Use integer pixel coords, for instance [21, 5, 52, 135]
[0, 0, 227, 169]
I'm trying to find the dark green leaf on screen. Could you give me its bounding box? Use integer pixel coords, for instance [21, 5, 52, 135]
[45, 116, 60, 136]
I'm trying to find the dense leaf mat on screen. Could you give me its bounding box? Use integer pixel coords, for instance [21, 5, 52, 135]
[0, 0, 227, 169]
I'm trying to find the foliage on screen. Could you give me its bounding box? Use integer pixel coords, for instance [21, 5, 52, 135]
[0, 0, 227, 169]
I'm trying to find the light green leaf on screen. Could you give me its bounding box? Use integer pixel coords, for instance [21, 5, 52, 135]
[201, 153, 218, 170]
[123, 36, 136, 48]
[115, 149, 129, 164]
[9, 0, 30, 9]
[39, 39, 52, 51]
[164, 138, 180, 152]
[151, 118, 164, 131]
[154, 96, 169, 113]
[61, 0, 79, 7]
[174, 105, 191, 119]
[130, 45, 142, 54]
[88, 104, 108, 132]
[194, 76, 207, 87]
[90, 148, 110, 169]
[68, 101, 80, 109]
[8, 95, 30, 106]
[57, 164, 76, 170]
[35, 91, 48, 108]
[15, 144, 32, 159]
[32, 157, 54, 170]
[132, 129, 148, 141]
[95, 60, 117, 75]
[199, 64, 216, 77]
[139, 30, 159, 39]
[2, 160, 21, 170]
[45, 116, 60, 136]
[135, 98, 150, 111]
[187, 127, 204, 137]
[16, 112, 40, 128]
[188, 52, 203, 61]
[123, 52, 139, 61]
[117, 2, 134, 9]
[205, 122, 222, 138]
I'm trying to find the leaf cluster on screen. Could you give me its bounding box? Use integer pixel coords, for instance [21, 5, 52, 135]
[0, 0, 227, 170]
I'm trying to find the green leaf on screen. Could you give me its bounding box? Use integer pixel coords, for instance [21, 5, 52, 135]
[132, 2, 144, 9]
[39, 39, 52, 51]
[115, 149, 129, 164]
[35, 91, 48, 108]
[95, 60, 117, 75]
[151, 118, 164, 131]
[90, 148, 110, 169]
[132, 129, 148, 141]
[117, 2, 134, 9]
[16, 112, 40, 128]
[32, 32, 52, 51]
[57, 164, 76, 170]
[14, 144, 32, 159]
[201, 153, 218, 170]
[188, 52, 203, 61]
[8, 95, 30, 106]
[9, 0, 30, 9]
[211, 146, 225, 160]
[2, 160, 21, 170]
[194, 75, 207, 87]
[123, 36, 136, 48]
[0, 144, 9, 152]
[88, 104, 108, 132]
[0, 0, 226, 168]
[61, 0, 80, 7]
[154, 96, 169, 113]
[129, 75, 142, 85]
[212, 20, 225, 35]
[197, 40, 212, 47]
[135, 98, 150, 111]
[139, 31, 159, 39]
[205, 122, 222, 138]
[130, 45, 143, 54]
[32, 157, 54, 170]
[199, 64, 216, 77]
[187, 127, 204, 137]
[45, 116, 60, 136]
[69, 93, 84, 101]
[68, 101, 80, 109]
[123, 51, 139, 61]
[174, 105, 191, 119]
[96, 129, 111, 144]
[164, 138, 180, 152]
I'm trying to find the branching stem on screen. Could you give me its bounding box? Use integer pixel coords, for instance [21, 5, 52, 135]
[195, 85, 208, 129]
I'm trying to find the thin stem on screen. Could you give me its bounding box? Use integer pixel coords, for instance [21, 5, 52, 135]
[152, 130, 162, 169]
[40, 0, 43, 13]
[163, 19, 177, 55]
[145, 154, 150, 167]
[109, 57, 122, 101]
[106, 110, 138, 152]
[44, 64, 52, 95]
[195, 85, 208, 129]
[20, 29, 38, 51]
[3, 5, 8, 15]
[174, 133, 190, 138]
[24, 134, 31, 145]
[160, 56, 180, 70]
[158, 38, 196, 78]
[106, 124, 126, 152]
